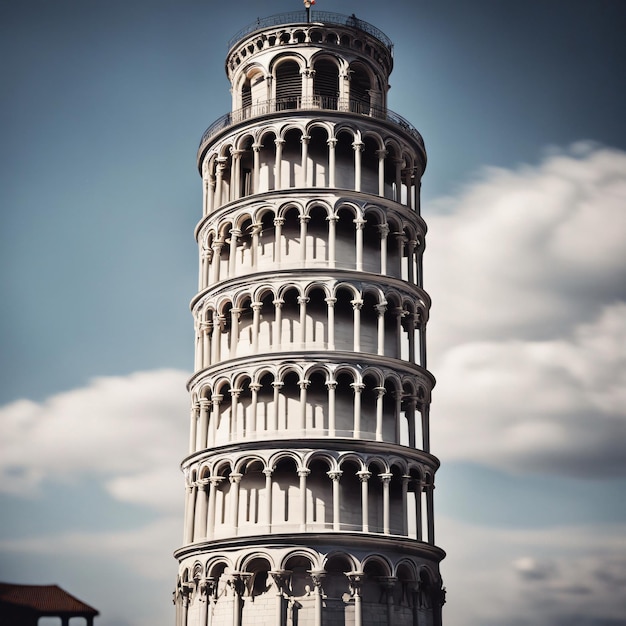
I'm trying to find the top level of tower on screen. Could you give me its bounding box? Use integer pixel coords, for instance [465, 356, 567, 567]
[225, 10, 393, 109]
[197, 11, 422, 168]
[226, 10, 393, 79]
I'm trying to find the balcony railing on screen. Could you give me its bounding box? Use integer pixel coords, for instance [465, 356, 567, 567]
[228, 11, 393, 52]
[198, 96, 424, 156]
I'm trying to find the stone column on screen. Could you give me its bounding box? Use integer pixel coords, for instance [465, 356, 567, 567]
[351, 298, 363, 352]
[325, 297, 336, 348]
[346, 572, 364, 626]
[298, 378, 310, 432]
[248, 382, 261, 436]
[214, 157, 227, 208]
[297, 295, 309, 345]
[401, 475, 410, 537]
[194, 480, 209, 540]
[351, 382, 365, 438]
[274, 139, 285, 190]
[376, 149, 387, 197]
[326, 380, 337, 436]
[357, 470, 371, 532]
[263, 467, 273, 531]
[269, 570, 290, 626]
[378, 223, 389, 275]
[309, 571, 326, 626]
[273, 217, 284, 265]
[301, 135, 310, 187]
[374, 386, 386, 442]
[327, 137, 337, 188]
[209, 394, 222, 448]
[354, 219, 365, 271]
[376, 303, 387, 356]
[184, 479, 195, 543]
[415, 479, 423, 541]
[353, 141, 364, 192]
[271, 381, 283, 431]
[299, 214, 310, 263]
[298, 468, 310, 530]
[202, 319, 212, 368]
[230, 388, 242, 440]
[426, 482, 435, 544]
[228, 573, 250, 626]
[228, 229, 241, 277]
[327, 214, 338, 267]
[379, 473, 393, 534]
[327, 470, 342, 530]
[189, 402, 199, 455]
[251, 301, 262, 352]
[273, 298, 284, 348]
[207, 476, 224, 540]
[422, 403, 430, 453]
[380, 577, 397, 626]
[230, 149, 243, 201]
[252, 143, 262, 194]
[229, 472, 243, 534]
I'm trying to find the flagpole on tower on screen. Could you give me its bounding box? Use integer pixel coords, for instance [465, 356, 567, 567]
[303, 0, 315, 23]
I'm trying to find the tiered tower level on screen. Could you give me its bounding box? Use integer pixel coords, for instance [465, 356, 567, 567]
[174, 10, 445, 626]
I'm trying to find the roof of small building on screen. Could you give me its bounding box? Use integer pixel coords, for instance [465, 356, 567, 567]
[0, 583, 99, 616]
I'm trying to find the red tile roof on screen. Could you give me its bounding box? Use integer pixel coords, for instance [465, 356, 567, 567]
[0, 583, 98, 616]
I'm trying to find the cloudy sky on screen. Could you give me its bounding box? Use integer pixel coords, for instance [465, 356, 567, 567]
[1, 1, 625, 625]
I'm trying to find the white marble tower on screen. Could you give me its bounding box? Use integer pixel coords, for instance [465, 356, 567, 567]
[174, 8, 445, 626]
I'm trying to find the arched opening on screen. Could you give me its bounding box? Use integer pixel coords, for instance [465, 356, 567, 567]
[335, 207, 356, 269]
[349, 63, 372, 113]
[313, 58, 339, 109]
[272, 456, 299, 528]
[306, 205, 329, 263]
[307, 458, 332, 528]
[338, 460, 361, 531]
[305, 287, 327, 346]
[275, 60, 301, 109]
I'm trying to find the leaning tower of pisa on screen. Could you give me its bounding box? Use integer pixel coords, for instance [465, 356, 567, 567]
[173, 8, 445, 626]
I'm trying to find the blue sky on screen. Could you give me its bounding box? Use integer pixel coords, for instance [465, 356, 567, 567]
[1, 1, 626, 625]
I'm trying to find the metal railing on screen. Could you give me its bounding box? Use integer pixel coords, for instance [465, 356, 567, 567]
[198, 97, 424, 155]
[228, 11, 393, 51]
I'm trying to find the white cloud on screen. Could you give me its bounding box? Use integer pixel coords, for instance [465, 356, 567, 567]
[0, 369, 189, 509]
[427, 144, 626, 477]
[439, 516, 626, 626]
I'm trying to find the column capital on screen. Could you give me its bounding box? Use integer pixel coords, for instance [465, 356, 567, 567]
[325, 380, 338, 390]
[379, 472, 393, 484]
[326, 137, 338, 147]
[273, 217, 285, 227]
[356, 470, 371, 483]
[353, 219, 366, 230]
[324, 297, 337, 306]
[248, 382, 262, 392]
[350, 382, 365, 393]
[298, 378, 310, 390]
[345, 571, 365, 596]
[251, 301, 263, 311]
[377, 223, 390, 238]
[262, 467, 274, 477]
[352, 141, 365, 152]
[269, 570, 291, 594]
[229, 472, 243, 484]
[327, 470, 343, 482]
[297, 296, 310, 305]
[297, 468, 311, 478]
[350, 298, 364, 310]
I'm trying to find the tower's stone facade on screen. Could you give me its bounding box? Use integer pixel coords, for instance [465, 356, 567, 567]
[174, 10, 445, 626]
